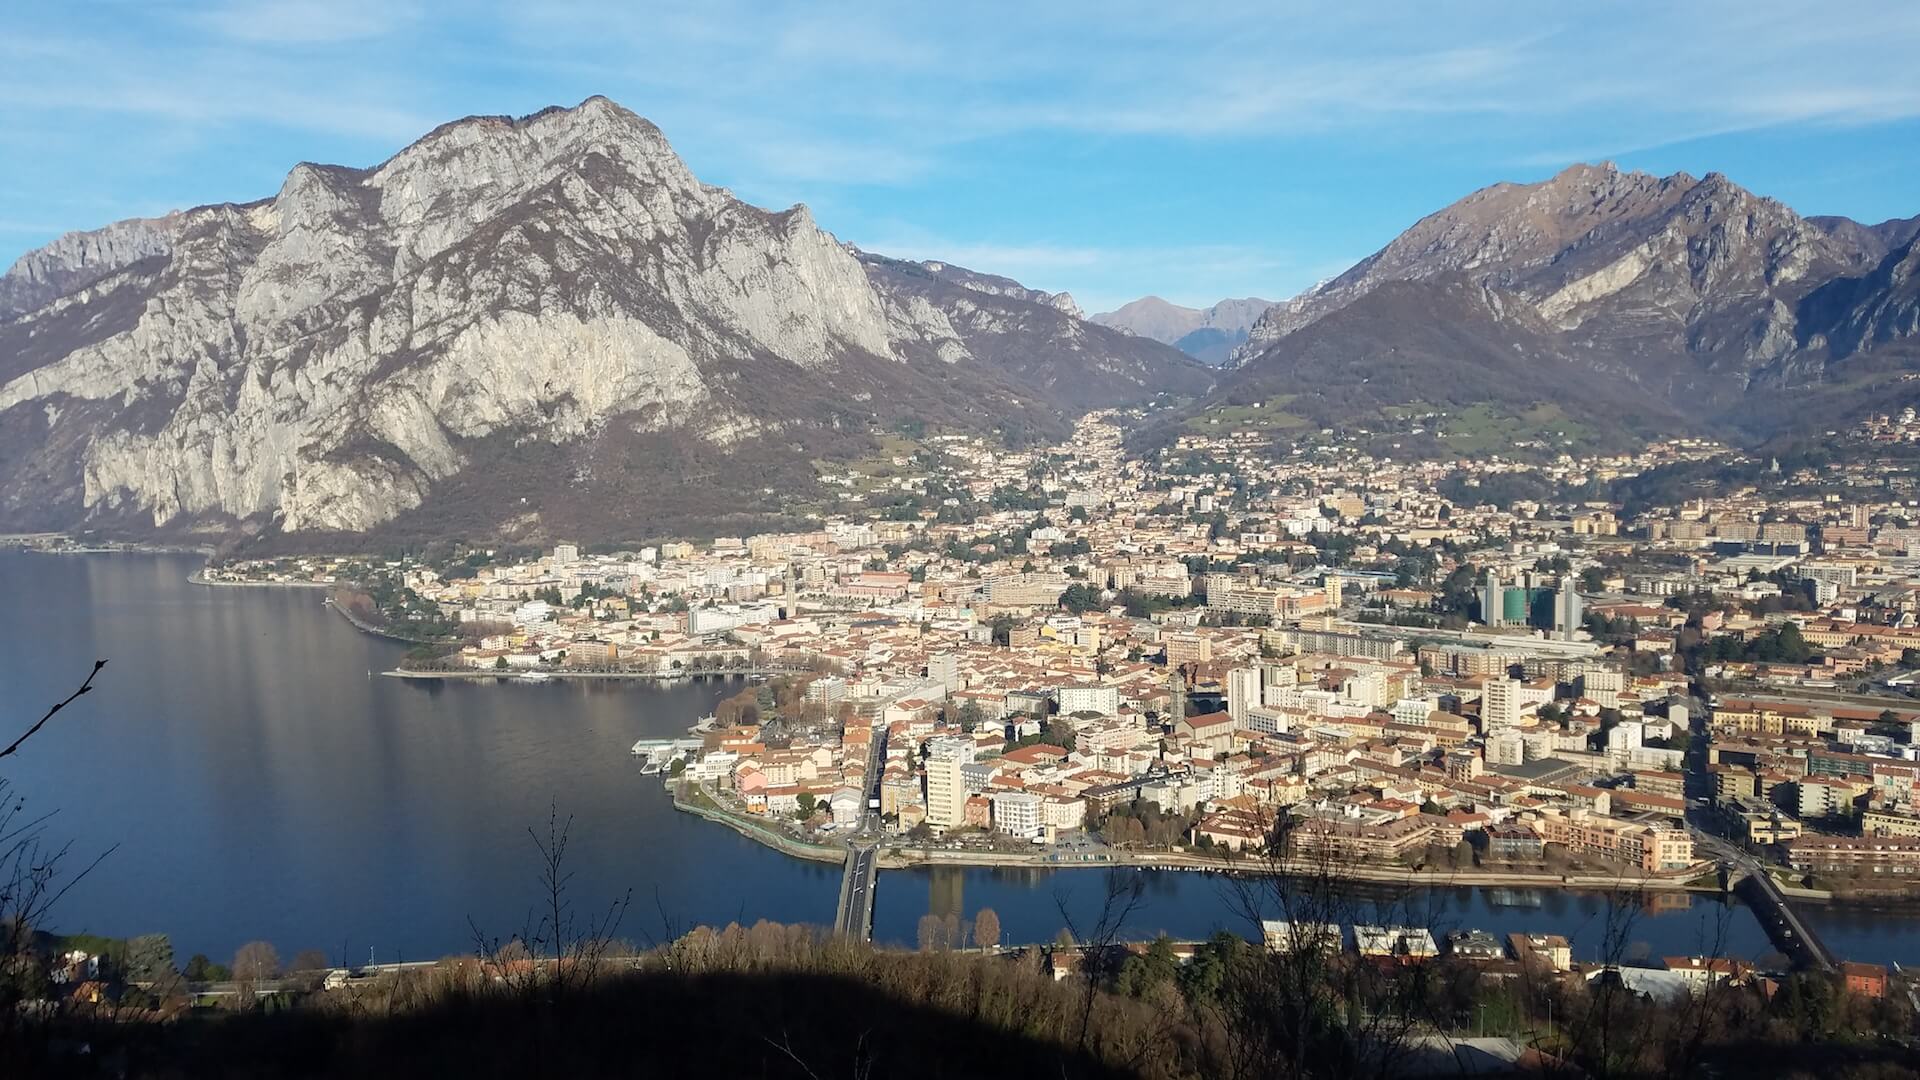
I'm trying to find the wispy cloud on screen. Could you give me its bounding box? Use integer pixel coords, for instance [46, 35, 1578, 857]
[4, 1, 1919, 301]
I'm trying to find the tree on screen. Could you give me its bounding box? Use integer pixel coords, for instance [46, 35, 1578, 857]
[289, 948, 330, 972]
[974, 907, 1001, 952]
[1, 661, 113, 1033]
[1059, 583, 1102, 614]
[795, 793, 817, 819]
[917, 913, 943, 952]
[126, 933, 176, 983]
[233, 940, 280, 992]
[183, 953, 229, 982]
[1116, 935, 1180, 999]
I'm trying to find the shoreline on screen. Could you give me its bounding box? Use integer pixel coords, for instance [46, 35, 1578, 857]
[2, 535, 216, 557]
[188, 570, 331, 589]
[327, 594, 450, 645]
[666, 778, 1715, 894]
[875, 846, 1717, 893]
[670, 784, 848, 866]
[386, 666, 790, 681]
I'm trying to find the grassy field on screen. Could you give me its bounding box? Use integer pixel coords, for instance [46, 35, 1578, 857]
[1183, 394, 1310, 433]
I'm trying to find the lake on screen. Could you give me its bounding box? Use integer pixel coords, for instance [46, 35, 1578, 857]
[0, 550, 839, 965]
[1, 550, 1912, 968]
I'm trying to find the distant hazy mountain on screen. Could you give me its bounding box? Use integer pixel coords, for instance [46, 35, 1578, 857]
[1091, 296, 1273, 364]
[1185, 162, 1920, 443]
[0, 97, 1207, 541]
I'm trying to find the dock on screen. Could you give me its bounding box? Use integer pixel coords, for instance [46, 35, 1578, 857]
[630, 737, 705, 773]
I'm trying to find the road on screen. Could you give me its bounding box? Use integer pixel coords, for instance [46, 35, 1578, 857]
[836, 842, 880, 940]
[1687, 822, 1836, 971]
[833, 725, 889, 941]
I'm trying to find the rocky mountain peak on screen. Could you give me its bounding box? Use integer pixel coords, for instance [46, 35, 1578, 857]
[0, 98, 1200, 540]
[1234, 162, 1882, 363]
[1208, 162, 1919, 443]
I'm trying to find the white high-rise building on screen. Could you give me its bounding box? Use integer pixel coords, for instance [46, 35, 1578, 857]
[928, 653, 961, 691]
[1226, 667, 1263, 725]
[1482, 570, 1504, 627]
[1482, 677, 1521, 730]
[1340, 672, 1387, 709]
[924, 736, 974, 831]
[1556, 584, 1583, 641]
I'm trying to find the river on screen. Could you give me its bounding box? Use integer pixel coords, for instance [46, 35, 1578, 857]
[0, 550, 1913, 967]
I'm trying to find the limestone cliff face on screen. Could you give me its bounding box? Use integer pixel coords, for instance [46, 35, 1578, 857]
[0, 97, 1202, 537]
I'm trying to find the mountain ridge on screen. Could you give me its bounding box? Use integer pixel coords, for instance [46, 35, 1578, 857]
[1191, 162, 1920, 443]
[0, 97, 1206, 542]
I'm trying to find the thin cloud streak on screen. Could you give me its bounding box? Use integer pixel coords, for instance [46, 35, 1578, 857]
[3, 2, 1919, 304]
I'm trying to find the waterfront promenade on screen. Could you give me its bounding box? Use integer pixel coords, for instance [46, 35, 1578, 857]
[387, 665, 804, 682]
[666, 775, 1729, 930]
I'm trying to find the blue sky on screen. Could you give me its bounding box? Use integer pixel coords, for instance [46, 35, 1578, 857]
[5, 1, 1920, 313]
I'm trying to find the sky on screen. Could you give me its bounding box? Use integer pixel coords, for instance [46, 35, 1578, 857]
[5, 2, 1920, 314]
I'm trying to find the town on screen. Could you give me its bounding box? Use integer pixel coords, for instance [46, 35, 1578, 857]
[203, 407, 1920, 988]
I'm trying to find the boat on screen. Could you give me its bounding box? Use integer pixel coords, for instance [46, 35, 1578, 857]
[515, 671, 553, 683]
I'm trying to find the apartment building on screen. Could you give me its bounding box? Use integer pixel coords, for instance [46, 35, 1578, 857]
[924, 736, 974, 831]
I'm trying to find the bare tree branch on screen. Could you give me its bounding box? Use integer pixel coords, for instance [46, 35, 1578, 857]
[0, 659, 106, 760]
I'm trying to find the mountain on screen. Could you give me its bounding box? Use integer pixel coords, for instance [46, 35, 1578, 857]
[855, 254, 1203, 412]
[1200, 163, 1920, 444]
[0, 97, 1206, 542]
[1091, 295, 1272, 365]
[1809, 212, 1920, 265]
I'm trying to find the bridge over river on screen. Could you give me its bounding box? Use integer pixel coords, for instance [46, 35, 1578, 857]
[1692, 827, 1836, 972]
